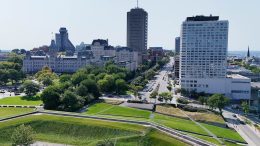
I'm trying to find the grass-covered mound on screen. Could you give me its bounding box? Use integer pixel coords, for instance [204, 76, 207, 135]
[0, 95, 42, 105]
[0, 107, 34, 119]
[153, 114, 245, 143]
[0, 115, 189, 146]
[116, 129, 189, 146]
[85, 103, 151, 119]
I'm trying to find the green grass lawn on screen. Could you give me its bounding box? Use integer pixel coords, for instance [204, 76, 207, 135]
[0, 95, 42, 105]
[153, 113, 209, 135]
[0, 115, 189, 146]
[86, 103, 114, 114]
[153, 113, 245, 143]
[201, 123, 245, 142]
[85, 103, 151, 119]
[84, 103, 244, 143]
[116, 129, 189, 146]
[187, 133, 220, 145]
[187, 133, 240, 146]
[0, 108, 34, 119]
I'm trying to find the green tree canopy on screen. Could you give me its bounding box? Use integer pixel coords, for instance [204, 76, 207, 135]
[241, 101, 249, 115]
[71, 71, 88, 85]
[159, 92, 173, 103]
[35, 66, 57, 82]
[61, 91, 84, 112]
[42, 77, 53, 86]
[207, 94, 230, 114]
[115, 79, 128, 94]
[20, 80, 40, 96]
[41, 85, 61, 110]
[59, 74, 71, 83]
[81, 79, 100, 98]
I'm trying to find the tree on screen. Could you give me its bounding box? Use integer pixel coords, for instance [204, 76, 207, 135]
[98, 79, 110, 93]
[41, 85, 61, 110]
[114, 72, 126, 80]
[20, 80, 40, 96]
[8, 69, 20, 84]
[103, 75, 115, 91]
[7, 53, 23, 65]
[71, 71, 88, 85]
[59, 74, 71, 83]
[167, 85, 172, 91]
[129, 84, 142, 100]
[35, 66, 57, 82]
[0, 69, 9, 85]
[61, 91, 84, 112]
[115, 79, 127, 94]
[207, 94, 230, 114]
[145, 69, 155, 80]
[11, 124, 36, 146]
[42, 77, 53, 86]
[242, 101, 249, 115]
[159, 92, 173, 104]
[76, 84, 88, 97]
[198, 96, 207, 105]
[81, 79, 100, 98]
[150, 91, 158, 103]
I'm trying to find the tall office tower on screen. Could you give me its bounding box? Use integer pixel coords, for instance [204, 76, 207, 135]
[180, 15, 229, 93]
[55, 27, 75, 53]
[127, 7, 148, 64]
[175, 37, 180, 54]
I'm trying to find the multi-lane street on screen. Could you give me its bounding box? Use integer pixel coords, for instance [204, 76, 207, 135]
[222, 109, 260, 146]
[140, 57, 177, 104]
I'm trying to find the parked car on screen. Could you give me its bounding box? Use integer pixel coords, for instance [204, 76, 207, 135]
[238, 119, 245, 125]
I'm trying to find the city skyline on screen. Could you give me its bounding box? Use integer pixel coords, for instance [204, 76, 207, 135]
[0, 0, 260, 51]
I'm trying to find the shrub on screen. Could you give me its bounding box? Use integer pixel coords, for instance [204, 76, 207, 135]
[177, 98, 189, 104]
[180, 105, 206, 112]
[11, 124, 36, 146]
[167, 85, 172, 91]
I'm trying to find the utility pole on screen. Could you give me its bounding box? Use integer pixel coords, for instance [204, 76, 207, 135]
[137, 0, 139, 8]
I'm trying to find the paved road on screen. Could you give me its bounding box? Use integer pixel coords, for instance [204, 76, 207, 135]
[0, 111, 214, 146]
[31, 141, 70, 146]
[140, 57, 177, 104]
[0, 92, 25, 99]
[222, 109, 260, 146]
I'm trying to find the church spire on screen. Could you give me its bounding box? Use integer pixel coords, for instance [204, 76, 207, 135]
[247, 46, 250, 58]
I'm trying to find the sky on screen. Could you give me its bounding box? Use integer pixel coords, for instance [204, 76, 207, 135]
[0, 0, 259, 51]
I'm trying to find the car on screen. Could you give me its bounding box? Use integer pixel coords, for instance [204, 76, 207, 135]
[14, 92, 21, 95]
[238, 119, 245, 125]
[107, 94, 113, 97]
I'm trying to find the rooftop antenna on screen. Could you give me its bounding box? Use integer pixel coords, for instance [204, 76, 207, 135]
[137, 0, 139, 8]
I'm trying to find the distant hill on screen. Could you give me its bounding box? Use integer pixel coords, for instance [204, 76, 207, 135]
[229, 51, 260, 58]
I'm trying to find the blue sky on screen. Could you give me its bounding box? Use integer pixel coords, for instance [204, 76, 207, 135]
[0, 0, 259, 51]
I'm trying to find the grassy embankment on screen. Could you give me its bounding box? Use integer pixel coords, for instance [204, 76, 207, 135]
[0, 115, 188, 146]
[0, 95, 42, 106]
[0, 107, 34, 119]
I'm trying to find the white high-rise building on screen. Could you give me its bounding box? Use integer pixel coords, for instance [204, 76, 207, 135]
[180, 15, 250, 100]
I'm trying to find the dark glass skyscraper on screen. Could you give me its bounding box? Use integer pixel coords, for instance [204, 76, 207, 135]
[175, 37, 180, 54]
[127, 8, 148, 64]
